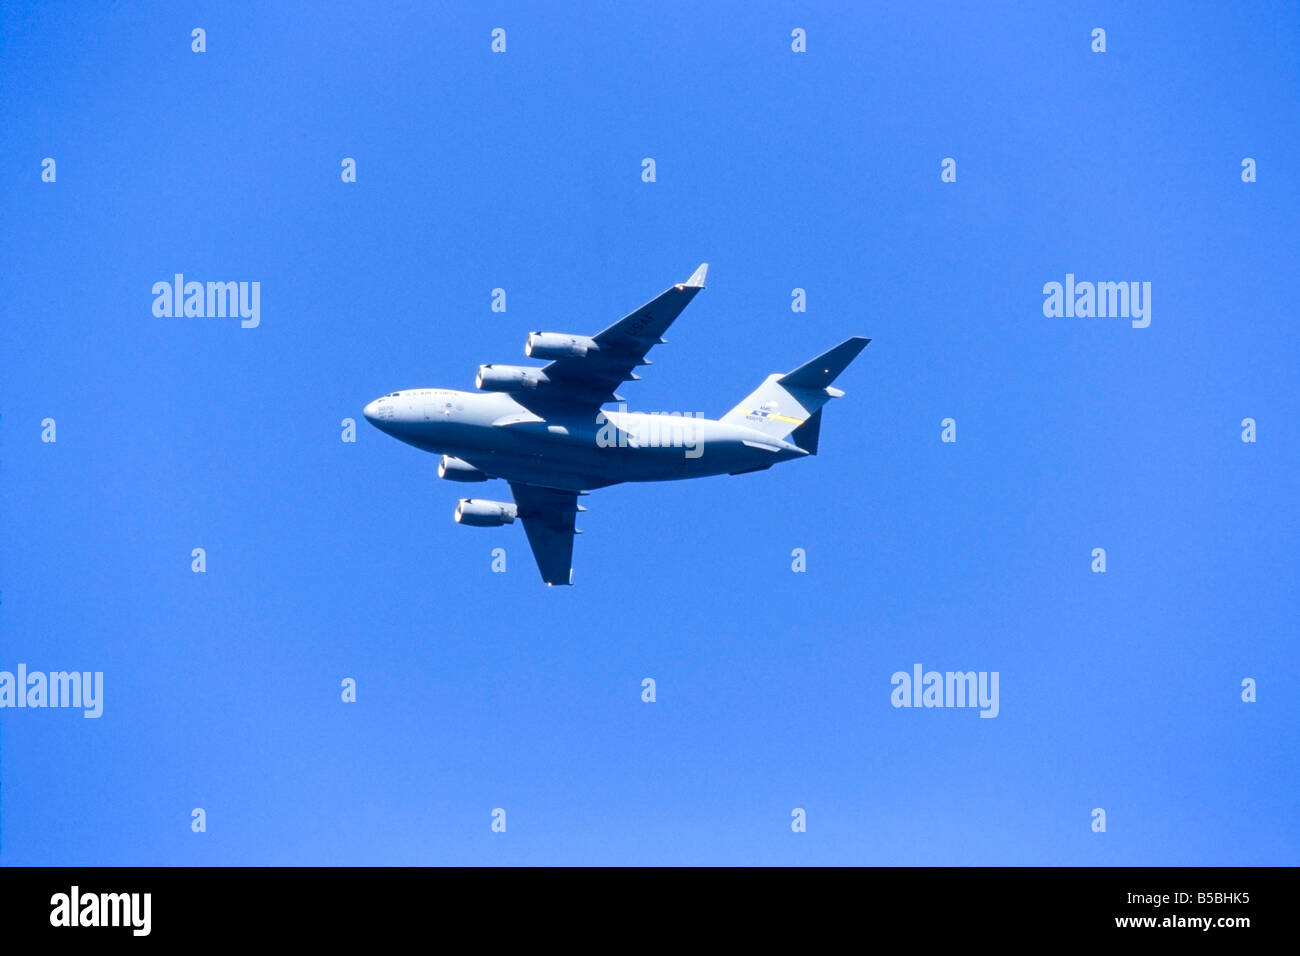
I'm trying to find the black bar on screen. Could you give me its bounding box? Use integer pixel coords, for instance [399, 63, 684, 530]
[0, 866, 1283, 942]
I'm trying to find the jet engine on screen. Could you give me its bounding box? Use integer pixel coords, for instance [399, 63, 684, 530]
[454, 498, 517, 526]
[525, 332, 598, 359]
[475, 364, 550, 391]
[438, 455, 487, 482]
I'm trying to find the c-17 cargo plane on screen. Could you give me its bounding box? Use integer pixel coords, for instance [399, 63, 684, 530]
[364, 263, 869, 585]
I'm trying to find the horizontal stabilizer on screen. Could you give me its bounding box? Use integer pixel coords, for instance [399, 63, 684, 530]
[779, 337, 870, 390]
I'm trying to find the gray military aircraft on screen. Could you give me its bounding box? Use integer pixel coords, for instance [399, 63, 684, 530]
[364, 264, 869, 585]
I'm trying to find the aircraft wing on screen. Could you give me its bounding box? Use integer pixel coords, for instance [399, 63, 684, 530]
[536, 263, 708, 406]
[509, 482, 583, 586]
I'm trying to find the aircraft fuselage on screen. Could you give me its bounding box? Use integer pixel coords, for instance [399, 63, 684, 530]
[363, 388, 806, 491]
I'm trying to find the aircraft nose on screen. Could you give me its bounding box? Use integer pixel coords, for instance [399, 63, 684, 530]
[363, 399, 381, 422]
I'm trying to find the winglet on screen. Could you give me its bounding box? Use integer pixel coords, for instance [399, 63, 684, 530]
[684, 262, 708, 289]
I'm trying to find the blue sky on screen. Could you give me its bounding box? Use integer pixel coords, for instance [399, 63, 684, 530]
[1, 1, 1296, 865]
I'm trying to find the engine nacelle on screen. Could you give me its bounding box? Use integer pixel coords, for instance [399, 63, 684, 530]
[454, 498, 517, 527]
[475, 364, 550, 391]
[438, 455, 487, 482]
[525, 332, 598, 360]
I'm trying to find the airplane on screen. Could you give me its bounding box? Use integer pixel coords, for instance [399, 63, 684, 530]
[363, 263, 869, 585]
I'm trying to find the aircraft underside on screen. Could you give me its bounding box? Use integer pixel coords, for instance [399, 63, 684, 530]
[363, 262, 869, 584]
[427, 431, 774, 492]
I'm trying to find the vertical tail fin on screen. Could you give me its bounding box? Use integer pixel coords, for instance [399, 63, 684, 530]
[720, 337, 869, 443]
[789, 407, 824, 454]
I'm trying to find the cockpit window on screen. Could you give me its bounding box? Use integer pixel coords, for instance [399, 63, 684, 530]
[390, 392, 401, 397]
